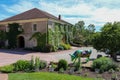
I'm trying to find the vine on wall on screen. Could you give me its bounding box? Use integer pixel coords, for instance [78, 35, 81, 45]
[30, 32, 46, 47]
[7, 23, 23, 48]
[48, 23, 71, 47]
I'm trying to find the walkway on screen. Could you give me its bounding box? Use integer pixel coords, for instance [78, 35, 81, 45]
[0, 47, 106, 66]
[0, 74, 8, 80]
[0, 47, 106, 80]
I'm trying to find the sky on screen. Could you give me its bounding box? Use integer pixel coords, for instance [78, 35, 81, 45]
[0, 0, 120, 31]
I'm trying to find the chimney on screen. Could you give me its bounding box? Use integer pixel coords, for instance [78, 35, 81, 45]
[58, 14, 61, 20]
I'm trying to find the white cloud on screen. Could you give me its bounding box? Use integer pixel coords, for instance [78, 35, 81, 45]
[2, 0, 120, 31]
[2, 1, 34, 14]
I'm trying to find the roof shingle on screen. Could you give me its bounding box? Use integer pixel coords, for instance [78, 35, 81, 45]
[0, 8, 62, 22]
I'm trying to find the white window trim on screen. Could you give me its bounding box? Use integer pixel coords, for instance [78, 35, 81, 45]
[5, 25, 9, 32]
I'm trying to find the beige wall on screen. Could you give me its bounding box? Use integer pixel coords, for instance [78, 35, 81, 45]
[0, 20, 48, 48]
[22, 22, 32, 34]
[0, 25, 6, 31]
[36, 21, 47, 33]
[20, 21, 47, 48]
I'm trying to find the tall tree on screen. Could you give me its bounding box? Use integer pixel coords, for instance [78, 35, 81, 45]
[87, 24, 95, 33]
[75, 21, 85, 34]
[92, 22, 120, 56]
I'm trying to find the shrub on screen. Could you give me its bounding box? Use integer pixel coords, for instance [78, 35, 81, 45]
[57, 59, 68, 71]
[92, 57, 118, 73]
[43, 44, 57, 52]
[29, 56, 34, 70]
[33, 44, 57, 52]
[35, 57, 40, 71]
[60, 43, 71, 50]
[58, 68, 64, 73]
[39, 60, 47, 69]
[0, 65, 14, 73]
[58, 46, 64, 50]
[14, 60, 30, 71]
[32, 46, 43, 52]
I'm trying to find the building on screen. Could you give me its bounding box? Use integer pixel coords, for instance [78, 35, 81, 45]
[0, 8, 72, 48]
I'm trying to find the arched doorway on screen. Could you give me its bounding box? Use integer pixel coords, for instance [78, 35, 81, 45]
[18, 36, 25, 48]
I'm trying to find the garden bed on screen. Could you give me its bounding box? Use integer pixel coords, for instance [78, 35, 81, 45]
[0, 57, 120, 80]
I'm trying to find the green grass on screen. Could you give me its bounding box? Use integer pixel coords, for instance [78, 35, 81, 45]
[9, 72, 95, 80]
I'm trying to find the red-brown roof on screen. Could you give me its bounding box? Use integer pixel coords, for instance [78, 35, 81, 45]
[0, 8, 70, 24]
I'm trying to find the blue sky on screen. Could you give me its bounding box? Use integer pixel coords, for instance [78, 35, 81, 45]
[0, 0, 120, 31]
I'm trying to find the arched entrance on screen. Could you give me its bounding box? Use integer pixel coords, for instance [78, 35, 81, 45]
[18, 36, 25, 48]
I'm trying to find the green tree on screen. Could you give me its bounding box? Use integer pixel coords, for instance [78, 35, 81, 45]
[87, 24, 95, 33]
[85, 24, 95, 45]
[74, 21, 85, 34]
[92, 22, 120, 56]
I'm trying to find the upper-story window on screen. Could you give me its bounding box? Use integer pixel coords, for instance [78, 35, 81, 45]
[33, 24, 37, 32]
[6, 26, 9, 32]
[18, 25, 23, 31]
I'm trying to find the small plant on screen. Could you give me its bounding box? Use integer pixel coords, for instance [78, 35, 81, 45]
[30, 56, 35, 70]
[0, 65, 14, 73]
[69, 67, 75, 74]
[58, 68, 64, 73]
[14, 60, 30, 71]
[60, 43, 71, 50]
[39, 60, 47, 69]
[57, 59, 68, 71]
[111, 74, 118, 80]
[108, 69, 115, 73]
[84, 73, 88, 77]
[74, 56, 81, 71]
[49, 62, 57, 72]
[35, 57, 40, 71]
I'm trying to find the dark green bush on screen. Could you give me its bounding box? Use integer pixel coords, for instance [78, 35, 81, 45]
[32, 46, 43, 52]
[0, 65, 14, 73]
[92, 57, 118, 73]
[57, 59, 68, 71]
[32, 44, 57, 52]
[14, 60, 30, 71]
[39, 60, 47, 69]
[43, 44, 57, 52]
[60, 43, 71, 50]
[58, 46, 64, 50]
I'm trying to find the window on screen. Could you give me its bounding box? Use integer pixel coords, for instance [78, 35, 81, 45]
[6, 26, 9, 32]
[33, 24, 37, 31]
[18, 25, 23, 31]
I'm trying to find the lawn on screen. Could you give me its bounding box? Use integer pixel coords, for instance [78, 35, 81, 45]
[9, 72, 96, 80]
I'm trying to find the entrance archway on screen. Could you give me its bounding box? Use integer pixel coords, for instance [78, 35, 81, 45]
[18, 36, 25, 48]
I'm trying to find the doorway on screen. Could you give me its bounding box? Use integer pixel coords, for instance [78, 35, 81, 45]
[18, 36, 25, 48]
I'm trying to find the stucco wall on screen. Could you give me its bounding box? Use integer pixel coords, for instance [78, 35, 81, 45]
[22, 21, 47, 48]
[36, 21, 47, 33]
[0, 25, 6, 31]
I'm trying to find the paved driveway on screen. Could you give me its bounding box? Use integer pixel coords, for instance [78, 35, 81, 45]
[0, 47, 106, 66]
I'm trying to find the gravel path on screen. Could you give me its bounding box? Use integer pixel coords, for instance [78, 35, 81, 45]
[0, 47, 106, 66]
[0, 47, 107, 80]
[0, 73, 8, 80]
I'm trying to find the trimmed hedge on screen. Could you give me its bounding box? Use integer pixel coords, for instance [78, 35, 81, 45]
[92, 57, 118, 73]
[14, 60, 30, 71]
[0, 65, 14, 73]
[57, 59, 68, 71]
